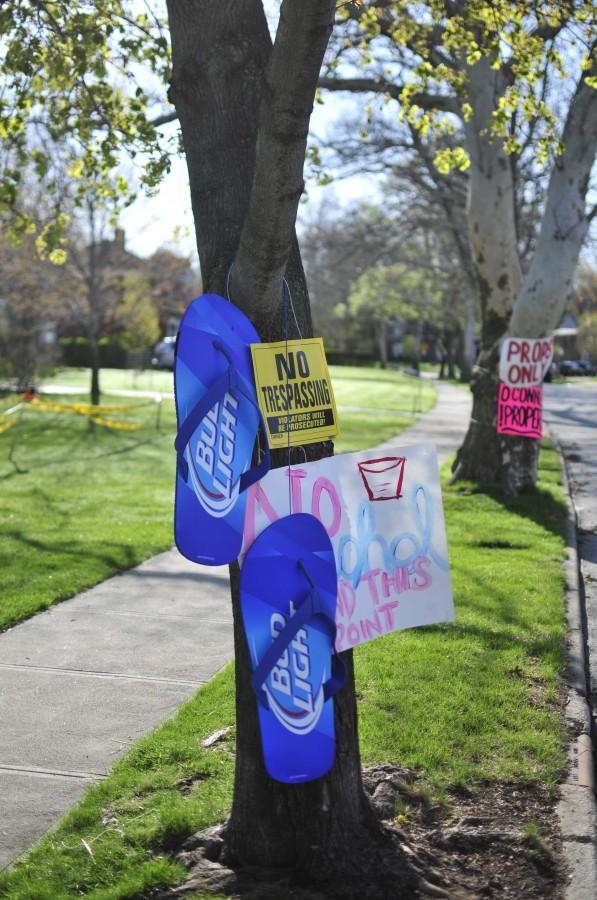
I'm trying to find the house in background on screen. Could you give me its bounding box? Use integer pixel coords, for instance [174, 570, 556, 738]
[553, 312, 578, 360]
[58, 227, 201, 369]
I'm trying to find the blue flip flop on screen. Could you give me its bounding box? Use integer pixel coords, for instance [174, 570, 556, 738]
[240, 514, 346, 783]
[174, 293, 270, 565]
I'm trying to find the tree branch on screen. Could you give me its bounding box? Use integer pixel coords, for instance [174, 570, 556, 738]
[317, 75, 459, 113]
[233, 0, 337, 322]
[149, 109, 178, 127]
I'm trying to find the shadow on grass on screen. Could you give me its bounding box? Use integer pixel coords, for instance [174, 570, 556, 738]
[449, 481, 568, 543]
[418, 621, 562, 660]
[0, 433, 159, 481]
[2, 525, 141, 572]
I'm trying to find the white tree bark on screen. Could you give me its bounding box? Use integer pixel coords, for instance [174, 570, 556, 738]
[464, 58, 522, 321]
[509, 65, 597, 337]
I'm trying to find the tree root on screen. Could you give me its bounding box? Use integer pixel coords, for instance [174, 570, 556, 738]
[152, 766, 481, 900]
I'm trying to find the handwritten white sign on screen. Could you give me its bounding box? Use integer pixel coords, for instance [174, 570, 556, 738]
[499, 338, 553, 387]
[240, 443, 454, 651]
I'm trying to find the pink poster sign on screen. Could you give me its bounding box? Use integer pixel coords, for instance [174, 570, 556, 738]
[239, 443, 454, 652]
[497, 383, 543, 439]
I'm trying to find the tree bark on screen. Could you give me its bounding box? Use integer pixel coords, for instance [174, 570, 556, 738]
[167, 0, 374, 877]
[87, 239, 101, 407]
[89, 335, 100, 407]
[453, 55, 597, 492]
[461, 299, 476, 382]
[376, 320, 388, 368]
[509, 58, 597, 336]
[446, 331, 456, 381]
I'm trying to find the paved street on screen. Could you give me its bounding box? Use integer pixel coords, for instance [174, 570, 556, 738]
[544, 382, 597, 533]
[544, 382, 597, 706]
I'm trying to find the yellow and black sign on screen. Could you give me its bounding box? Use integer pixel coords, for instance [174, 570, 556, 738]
[250, 338, 339, 448]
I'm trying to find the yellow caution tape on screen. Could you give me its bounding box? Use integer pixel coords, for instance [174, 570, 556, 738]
[23, 396, 145, 431]
[30, 397, 148, 415]
[88, 415, 143, 431]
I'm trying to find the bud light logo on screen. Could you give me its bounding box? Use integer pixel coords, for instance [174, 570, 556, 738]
[187, 392, 241, 518]
[264, 607, 324, 735]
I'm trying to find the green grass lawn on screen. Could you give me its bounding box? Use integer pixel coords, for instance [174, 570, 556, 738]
[0, 443, 567, 899]
[43, 366, 175, 395]
[0, 367, 433, 631]
[43, 364, 436, 412]
[330, 365, 436, 413]
[0, 395, 176, 632]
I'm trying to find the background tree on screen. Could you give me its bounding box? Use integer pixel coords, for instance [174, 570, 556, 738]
[310, 118, 479, 377]
[115, 272, 160, 352]
[574, 263, 597, 317]
[301, 172, 476, 376]
[144, 248, 201, 336]
[577, 311, 597, 363]
[321, 0, 597, 492]
[59, 199, 154, 403]
[0, 232, 64, 388]
[339, 260, 441, 367]
[300, 199, 403, 353]
[566, 264, 597, 362]
[0, 0, 171, 251]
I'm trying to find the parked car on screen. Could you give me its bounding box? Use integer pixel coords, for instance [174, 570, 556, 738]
[559, 359, 585, 376]
[151, 335, 176, 370]
[577, 360, 596, 376]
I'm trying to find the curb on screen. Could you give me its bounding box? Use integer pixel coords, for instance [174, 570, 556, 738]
[553, 436, 597, 900]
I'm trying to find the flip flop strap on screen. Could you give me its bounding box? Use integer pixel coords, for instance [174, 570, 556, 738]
[251, 587, 347, 710]
[174, 362, 270, 490]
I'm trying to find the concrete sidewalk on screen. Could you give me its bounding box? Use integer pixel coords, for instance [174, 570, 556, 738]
[0, 381, 471, 870]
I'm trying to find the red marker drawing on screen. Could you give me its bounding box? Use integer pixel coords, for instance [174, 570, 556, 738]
[357, 456, 406, 501]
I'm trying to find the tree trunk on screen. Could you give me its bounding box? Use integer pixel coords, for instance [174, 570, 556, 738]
[445, 328, 456, 380]
[451, 345, 539, 493]
[460, 300, 476, 382]
[89, 335, 100, 407]
[453, 55, 597, 493]
[438, 339, 446, 379]
[167, 0, 374, 879]
[228, 558, 375, 870]
[86, 213, 102, 408]
[452, 59, 530, 490]
[376, 320, 388, 368]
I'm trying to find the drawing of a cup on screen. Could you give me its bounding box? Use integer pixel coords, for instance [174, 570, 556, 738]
[357, 456, 406, 501]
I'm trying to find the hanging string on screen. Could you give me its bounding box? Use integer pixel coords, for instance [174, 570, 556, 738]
[283, 277, 303, 340]
[226, 263, 301, 485]
[225, 262, 234, 303]
[283, 279, 292, 515]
